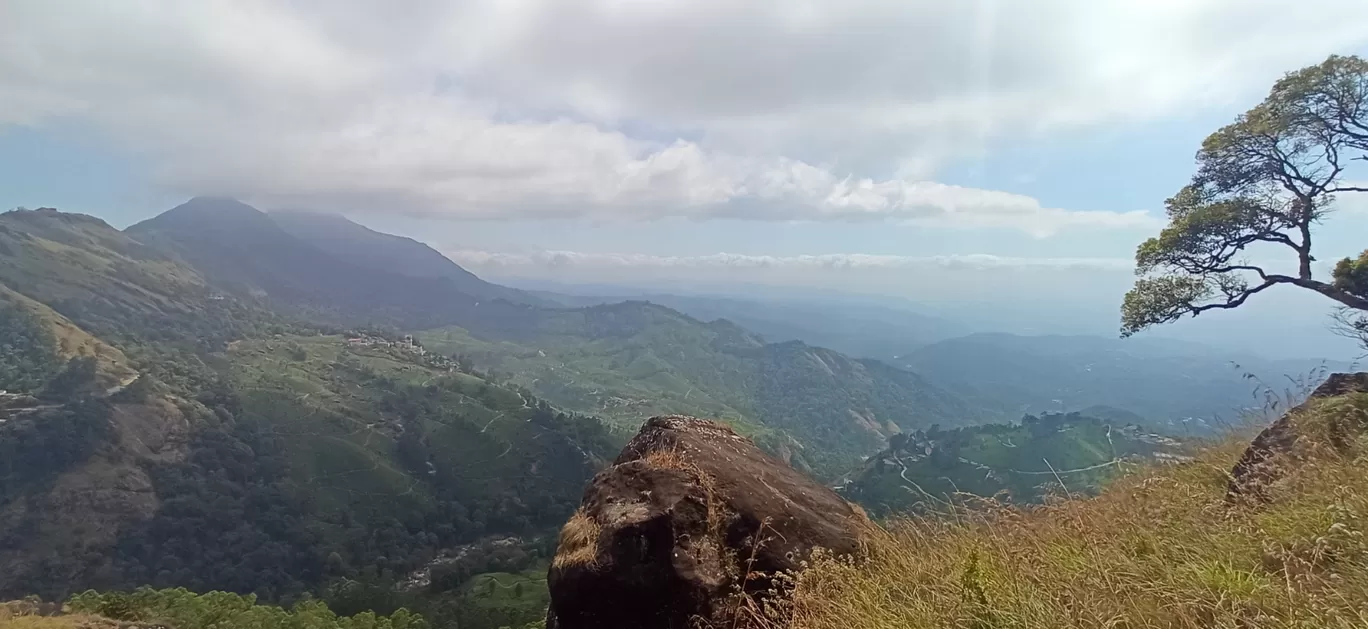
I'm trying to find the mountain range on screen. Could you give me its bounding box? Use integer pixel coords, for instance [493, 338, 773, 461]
[123, 198, 995, 476]
[0, 197, 1346, 628]
[121, 198, 1345, 440]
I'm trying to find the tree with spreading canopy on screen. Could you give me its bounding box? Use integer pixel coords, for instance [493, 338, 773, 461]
[1121, 54, 1368, 350]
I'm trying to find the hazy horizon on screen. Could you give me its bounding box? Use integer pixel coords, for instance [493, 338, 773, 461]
[5, 0, 1368, 362]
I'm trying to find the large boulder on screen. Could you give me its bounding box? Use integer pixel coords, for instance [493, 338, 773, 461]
[1228, 372, 1368, 503]
[546, 415, 869, 629]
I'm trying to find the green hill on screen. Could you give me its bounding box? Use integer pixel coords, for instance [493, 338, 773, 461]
[844, 411, 1187, 516]
[0, 207, 618, 629]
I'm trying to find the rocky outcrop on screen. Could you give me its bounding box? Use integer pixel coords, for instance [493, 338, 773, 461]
[1228, 372, 1368, 503]
[546, 415, 870, 629]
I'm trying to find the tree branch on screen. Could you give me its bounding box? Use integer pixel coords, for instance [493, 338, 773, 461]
[1270, 274, 1368, 311]
[1211, 265, 1270, 279]
[1189, 278, 1279, 314]
[1190, 274, 1368, 317]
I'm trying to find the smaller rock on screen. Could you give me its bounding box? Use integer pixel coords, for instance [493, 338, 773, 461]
[1227, 372, 1368, 503]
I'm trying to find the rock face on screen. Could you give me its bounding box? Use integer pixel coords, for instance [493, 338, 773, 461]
[1228, 372, 1368, 502]
[546, 415, 869, 629]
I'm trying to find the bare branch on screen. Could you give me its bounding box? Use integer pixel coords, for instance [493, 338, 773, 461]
[1330, 307, 1368, 354]
[1211, 265, 1270, 279]
[1189, 279, 1279, 315]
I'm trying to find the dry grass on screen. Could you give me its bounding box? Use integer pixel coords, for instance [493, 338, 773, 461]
[0, 605, 118, 629]
[0, 615, 119, 629]
[642, 447, 693, 472]
[759, 400, 1368, 629]
[551, 509, 602, 570]
[644, 446, 732, 560]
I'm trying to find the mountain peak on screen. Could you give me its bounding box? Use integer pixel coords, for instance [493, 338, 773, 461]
[173, 196, 262, 215]
[128, 197, 274, 234]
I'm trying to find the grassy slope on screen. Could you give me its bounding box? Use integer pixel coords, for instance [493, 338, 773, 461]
[772, 394, 1368, 629]
[0, 285, 136, 389]
[0, 210, 208, 324]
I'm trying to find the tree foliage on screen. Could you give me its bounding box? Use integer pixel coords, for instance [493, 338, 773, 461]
[1122, 55, 1368, 341]
[0, 303, 60, 393]
[0, 398, 111, 505]
[68, 587, 427, 629]
[1331, 250, 1368, 349]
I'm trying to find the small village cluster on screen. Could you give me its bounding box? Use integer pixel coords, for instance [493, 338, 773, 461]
[345, 333, 428, 356]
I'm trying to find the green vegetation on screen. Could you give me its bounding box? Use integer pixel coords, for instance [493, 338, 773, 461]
[58, 587, 426, 629]
[0, 396, 112, 508]
[845, 412, 1184, 516]
[121, 198, 989, 477]
[766, 395, 1368, 629]
[0, 208, 276, 349]
[438, 568, 549, 629]
[83, 335, 612, 627]
[418, 314, 763, 431]
[2, 330, 603, 628]
[420, 315, 986, 478]
[1122, 55, 1368, 342]
[0, 301, 60, 393]
[0, 209, 619, 628]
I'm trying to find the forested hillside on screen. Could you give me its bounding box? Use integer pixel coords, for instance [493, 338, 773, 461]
[419, 311, 986, 478]
[0, 207, 617, 629]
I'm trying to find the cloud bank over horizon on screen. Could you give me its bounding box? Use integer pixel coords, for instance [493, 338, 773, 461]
[447, 249, 1135, 272]
[5, 1, 1368, 235]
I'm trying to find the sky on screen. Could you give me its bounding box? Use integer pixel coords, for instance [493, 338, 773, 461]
[3, 0, 1368, 359]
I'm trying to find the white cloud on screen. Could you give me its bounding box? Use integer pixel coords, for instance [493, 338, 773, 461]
[3, 0, 1366, 233]
[447, 249, 1134, 272]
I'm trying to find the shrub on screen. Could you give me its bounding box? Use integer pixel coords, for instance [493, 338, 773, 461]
[68, 587, 428, 629]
